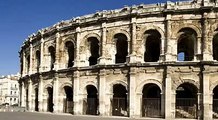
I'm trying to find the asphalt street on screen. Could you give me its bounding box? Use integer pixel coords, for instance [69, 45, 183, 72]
[0, 112, 159, 120]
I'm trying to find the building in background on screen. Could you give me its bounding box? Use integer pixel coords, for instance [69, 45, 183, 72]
[0, 74, 20, 106]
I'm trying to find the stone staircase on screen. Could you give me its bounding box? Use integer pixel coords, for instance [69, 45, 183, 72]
[176, 108, 195, 118]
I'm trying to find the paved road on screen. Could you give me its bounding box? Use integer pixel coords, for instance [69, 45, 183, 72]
[0, 112, 159, 120]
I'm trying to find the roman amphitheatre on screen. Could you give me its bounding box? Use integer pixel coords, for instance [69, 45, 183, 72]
[19, 0, 218, 119]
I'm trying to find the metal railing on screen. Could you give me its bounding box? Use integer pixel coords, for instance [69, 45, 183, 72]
[112, 97, 128, 116]
[83, 98, 99, 115]
[142, 98, 162, 118]
[176, 98, 197, 118]
[63, 98, 73, 113]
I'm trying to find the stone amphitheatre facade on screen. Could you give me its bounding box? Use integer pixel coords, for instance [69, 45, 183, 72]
[19, 0, 218, 119]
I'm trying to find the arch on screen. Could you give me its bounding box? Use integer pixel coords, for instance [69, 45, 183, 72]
[173, 25, 201, 38]
[85, 85, 99, 115]
[59, 82, 72, 95]
[142, 29, 161, 62]
[136, 79, 162, 94]
[213, 32, 218, 60]
[175, 82, 198, 118]
[88, 37, 100, 65]
[80, 33, 101, 48]
[110, 29, 131, 42]
[108, 80, 128, 94]
[82, 82, 98, 95]
[43, 84, 53, 93]
[35, 50, 40, 72]
[140, 25, 165, 41]
[62, 85, 73, 113]
[65, 41, 75, 67]
[173, 79, 199, 91]
[112, 83, 128, 116]
[177, 27, 197, 61]
[48, 46, 55, 70]
[211, 81, 218, 91]
[34, 87, 39, 111]
[142, 83, 162, 117]
[114, 33, 128, 63]
[46, 86, 53, 112]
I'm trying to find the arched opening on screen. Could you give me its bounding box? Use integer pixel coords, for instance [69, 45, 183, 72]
[176, 83, 197, 118]
[36, 50, 40, 72]
[115, 33, 128, 63]
[47, 87, 53, 112]
[26, 55, 30, 73]
[48, 46, 55, 70]
[35, 88, 39, 111]
[63, 86, 73, 113]
[144, 30, 161, 62]
[213, 85, 218, 118]
[85, 85, 98, 115]
[112, 84, 128, 116]
[213, 34, 218, 61]
[26, 88, 29, 110]
[177, 28, 197, 61]
[88, 37, 99, 66]
[65, 41, 74, 68]
[142, 83, 161, 117]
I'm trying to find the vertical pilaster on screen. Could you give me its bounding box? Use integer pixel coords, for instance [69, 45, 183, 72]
[99, 69, 106, 115]
[129, 17, 137, 63]
[74, 26, 81, 67]
[99, 22, 107, 64]
[20, 81, 25, 107]
[54, 32, 60, 70]
[53, 73, 59, 113]
[40, 37, 44, 72]
[38, 74, 44, 112]
[203, 65, 212, 120]
[129, 67, 137, 118]
[202, 13, 213, 61]
[165, 14, 173, 61]
[73, 70, 82, 114]
[165, 66, 172, 120]
[29, 43, 33, 74]
[28, 78, 33, 111]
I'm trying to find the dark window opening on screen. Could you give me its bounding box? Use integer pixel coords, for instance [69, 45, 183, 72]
[88, 37, 99, 66]
[63, 86, 73, 113]
[115, 33, 128, 63]
[47, 87, 53, 112]
[65, 41, 74, 68]
[213, 85, 218, 118]
[35, 88, 39, 111]
[144, 30, 161, 62]
[85, 85, 98, 115]
[112, 84, 128, 116]
[27, 55, 30, 73]
[210, 0, 216, 3]
[48, 46, 55, 70]
[142, 83, 161, 118]
[36, 51, 40, 72]
[213, 34, 218, 61]
[176, 83, 197, 118]
[177, 28, 196, 61]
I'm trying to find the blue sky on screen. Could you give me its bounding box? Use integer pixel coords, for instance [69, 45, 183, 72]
[0, 0, 180, 76]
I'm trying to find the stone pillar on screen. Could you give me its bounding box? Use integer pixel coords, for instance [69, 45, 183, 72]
[20, 81, 26, 107]
[29, 43, 33, 74]
[73, 70, 82, 114]
[160, 38, 165, 61]
[74, 26, 81, 67]
[99, 22, 107, 64]
[39, 37, 44, 72]
[202, 13, 213, 61]
[165, 14, 174, 61]
[165, 67, 172, 120]
[54, 32, 60, 70]
[38, 74, 44, 112]
[53, 73, 59, 113]
[129, 17, 137, 63]
[129, 67, 137, 118]
[28, 78, 33, 111]
[99, 69, 106, 115]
